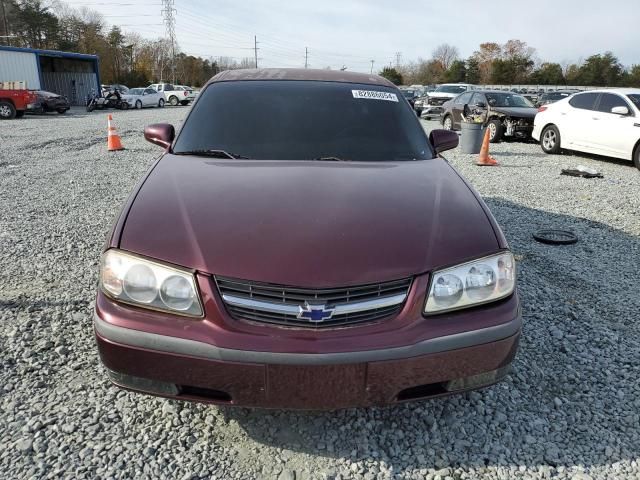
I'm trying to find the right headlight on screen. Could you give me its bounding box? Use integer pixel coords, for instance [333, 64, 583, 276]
[100, 249, 203, 317]
[424, 252, 515, 314]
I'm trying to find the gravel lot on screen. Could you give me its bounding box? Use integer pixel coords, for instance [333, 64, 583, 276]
[1, 107, 639, 480]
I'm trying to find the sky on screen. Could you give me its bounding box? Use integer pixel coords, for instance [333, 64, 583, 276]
[61, 0, 639, 72]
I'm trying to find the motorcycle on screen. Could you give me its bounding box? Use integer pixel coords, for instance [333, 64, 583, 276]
[86, 89, 129, 112]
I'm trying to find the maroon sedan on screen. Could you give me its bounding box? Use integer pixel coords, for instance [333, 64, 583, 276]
[94, 68, 520, 409]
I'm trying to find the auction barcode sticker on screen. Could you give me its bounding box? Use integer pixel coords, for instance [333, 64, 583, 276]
[352, 90, 398, 102]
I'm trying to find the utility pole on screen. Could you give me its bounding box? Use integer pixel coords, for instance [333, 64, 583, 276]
[370, 60, 374, 74]
[305, 47, 308, 68]
[254, 35, 259, 68]
[0, 0, 10, 47]
[161, 0, 177, 83]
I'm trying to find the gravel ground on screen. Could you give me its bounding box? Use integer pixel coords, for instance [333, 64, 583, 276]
[1, 108, 639, 480]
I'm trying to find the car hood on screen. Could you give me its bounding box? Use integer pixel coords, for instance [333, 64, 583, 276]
[492, 106, 538, 118]
[429, 93, 458, 99]
[119, 156, 499, 287]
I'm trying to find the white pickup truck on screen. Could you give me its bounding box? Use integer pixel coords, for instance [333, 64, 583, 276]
[148, 83, 192, 106]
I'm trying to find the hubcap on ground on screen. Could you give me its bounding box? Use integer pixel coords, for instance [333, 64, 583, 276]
[543, 130, 556, 150]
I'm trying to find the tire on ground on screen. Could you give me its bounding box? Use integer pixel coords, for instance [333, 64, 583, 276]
[0, 100, 17, 119]
[488, 119, 503, 143]
[540, 125, 562, 154]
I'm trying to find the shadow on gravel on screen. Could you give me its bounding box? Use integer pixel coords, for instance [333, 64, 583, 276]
[219, 198, 640, 475]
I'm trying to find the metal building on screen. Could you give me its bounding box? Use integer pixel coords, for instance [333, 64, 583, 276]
[0, 46, 101, 106]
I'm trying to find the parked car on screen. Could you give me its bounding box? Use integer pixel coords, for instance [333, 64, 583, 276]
[32, 90, 70, 114]
[535, 90, 579, 107]
[421, 83, 476, 119]
[400, 88, 419, 108]
[175, 85, 197, 104]
[122, 87, 166, 109]
[441, 90, 538, 142]
[93, 68, 520, 410]
[0, 88, 38, 119]
[148, 83, 191, 106]
[533, 88, 640, 170]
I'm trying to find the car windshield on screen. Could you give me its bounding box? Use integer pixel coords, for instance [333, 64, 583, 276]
[627, 94, 640, 109]
[402, 90, 415, 97]
[435, 85, 467, 94]
[173, 80, 433, 161]
[485, 93, 534, 108]
[129, 88, 143, 95]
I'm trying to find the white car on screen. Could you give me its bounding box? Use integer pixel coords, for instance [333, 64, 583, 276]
[122, 87, 165, 109]
[533, 88, 640, 170]
[421, 83, 476, 119]
[148, 83, 191, 106]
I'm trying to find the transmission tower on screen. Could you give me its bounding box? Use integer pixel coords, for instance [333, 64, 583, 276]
[161, 0, 177, 83]
[395, 52, 402, 69]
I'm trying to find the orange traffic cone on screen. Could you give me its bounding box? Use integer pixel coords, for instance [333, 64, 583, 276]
[476, 128, 498, 166]
[107, 114, 124, 151]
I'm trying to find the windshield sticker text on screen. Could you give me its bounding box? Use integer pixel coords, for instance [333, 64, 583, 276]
[352, 90, 398, 102]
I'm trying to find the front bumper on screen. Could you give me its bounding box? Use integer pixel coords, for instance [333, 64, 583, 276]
[421, 106, 444, 118]
[94, 294, 522, 409]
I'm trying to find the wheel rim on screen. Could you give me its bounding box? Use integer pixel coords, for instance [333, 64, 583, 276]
[170, 97, 177, 105]
[543, 130, 556, 150]
[489, 123, 497, 139]
[136, 101, 142, 109]
[0, 105, 10, 117]
[159, 100, 164, 107]
[444, 117, 452, 130]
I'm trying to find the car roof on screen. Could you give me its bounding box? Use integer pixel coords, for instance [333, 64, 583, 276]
[474, 90, 524, 95]
[207, 68, 396, 88]
[573, 88, 640, 95]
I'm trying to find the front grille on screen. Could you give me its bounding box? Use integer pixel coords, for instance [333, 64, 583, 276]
[428, 97, 448, 106]
[216, 276, 412, 329]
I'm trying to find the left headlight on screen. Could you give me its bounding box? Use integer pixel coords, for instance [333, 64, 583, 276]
[424, 252, 515, 315]
[100, 249, 203, 317]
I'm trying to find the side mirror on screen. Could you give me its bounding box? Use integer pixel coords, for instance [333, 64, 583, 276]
[429, 129, 459, 154]
[144, 123, 175, 149]
[611, 106, 629, 115]
[476, 101, 487, 108]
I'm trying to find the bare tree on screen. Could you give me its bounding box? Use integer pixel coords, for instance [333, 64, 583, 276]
[432, 43, 459, 70]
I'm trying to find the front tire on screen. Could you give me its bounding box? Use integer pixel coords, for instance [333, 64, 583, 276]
[541, 125, 561, 154]
[158, 98, 165, 108]
[0, 101, 16, 119]
[180, 100, 189, 106]
[56, 108, 67, 114]
[169, 96, 178, 106]
[488, 119, 503, 143]
[442, 114, 453, 131]
[633, 144, 640, 171]
[135, 100, 142, 109]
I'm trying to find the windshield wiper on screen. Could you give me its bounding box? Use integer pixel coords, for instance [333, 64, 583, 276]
[313, 156, 350, 162]
[174, 149, 249, 159]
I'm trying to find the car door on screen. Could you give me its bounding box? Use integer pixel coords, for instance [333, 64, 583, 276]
[469, 93, 488, 123]
[589, 93, 637, 159]
[451, 92, 474, 128]
[560, 92, 599, 149]
[143, 88, 156, 106]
